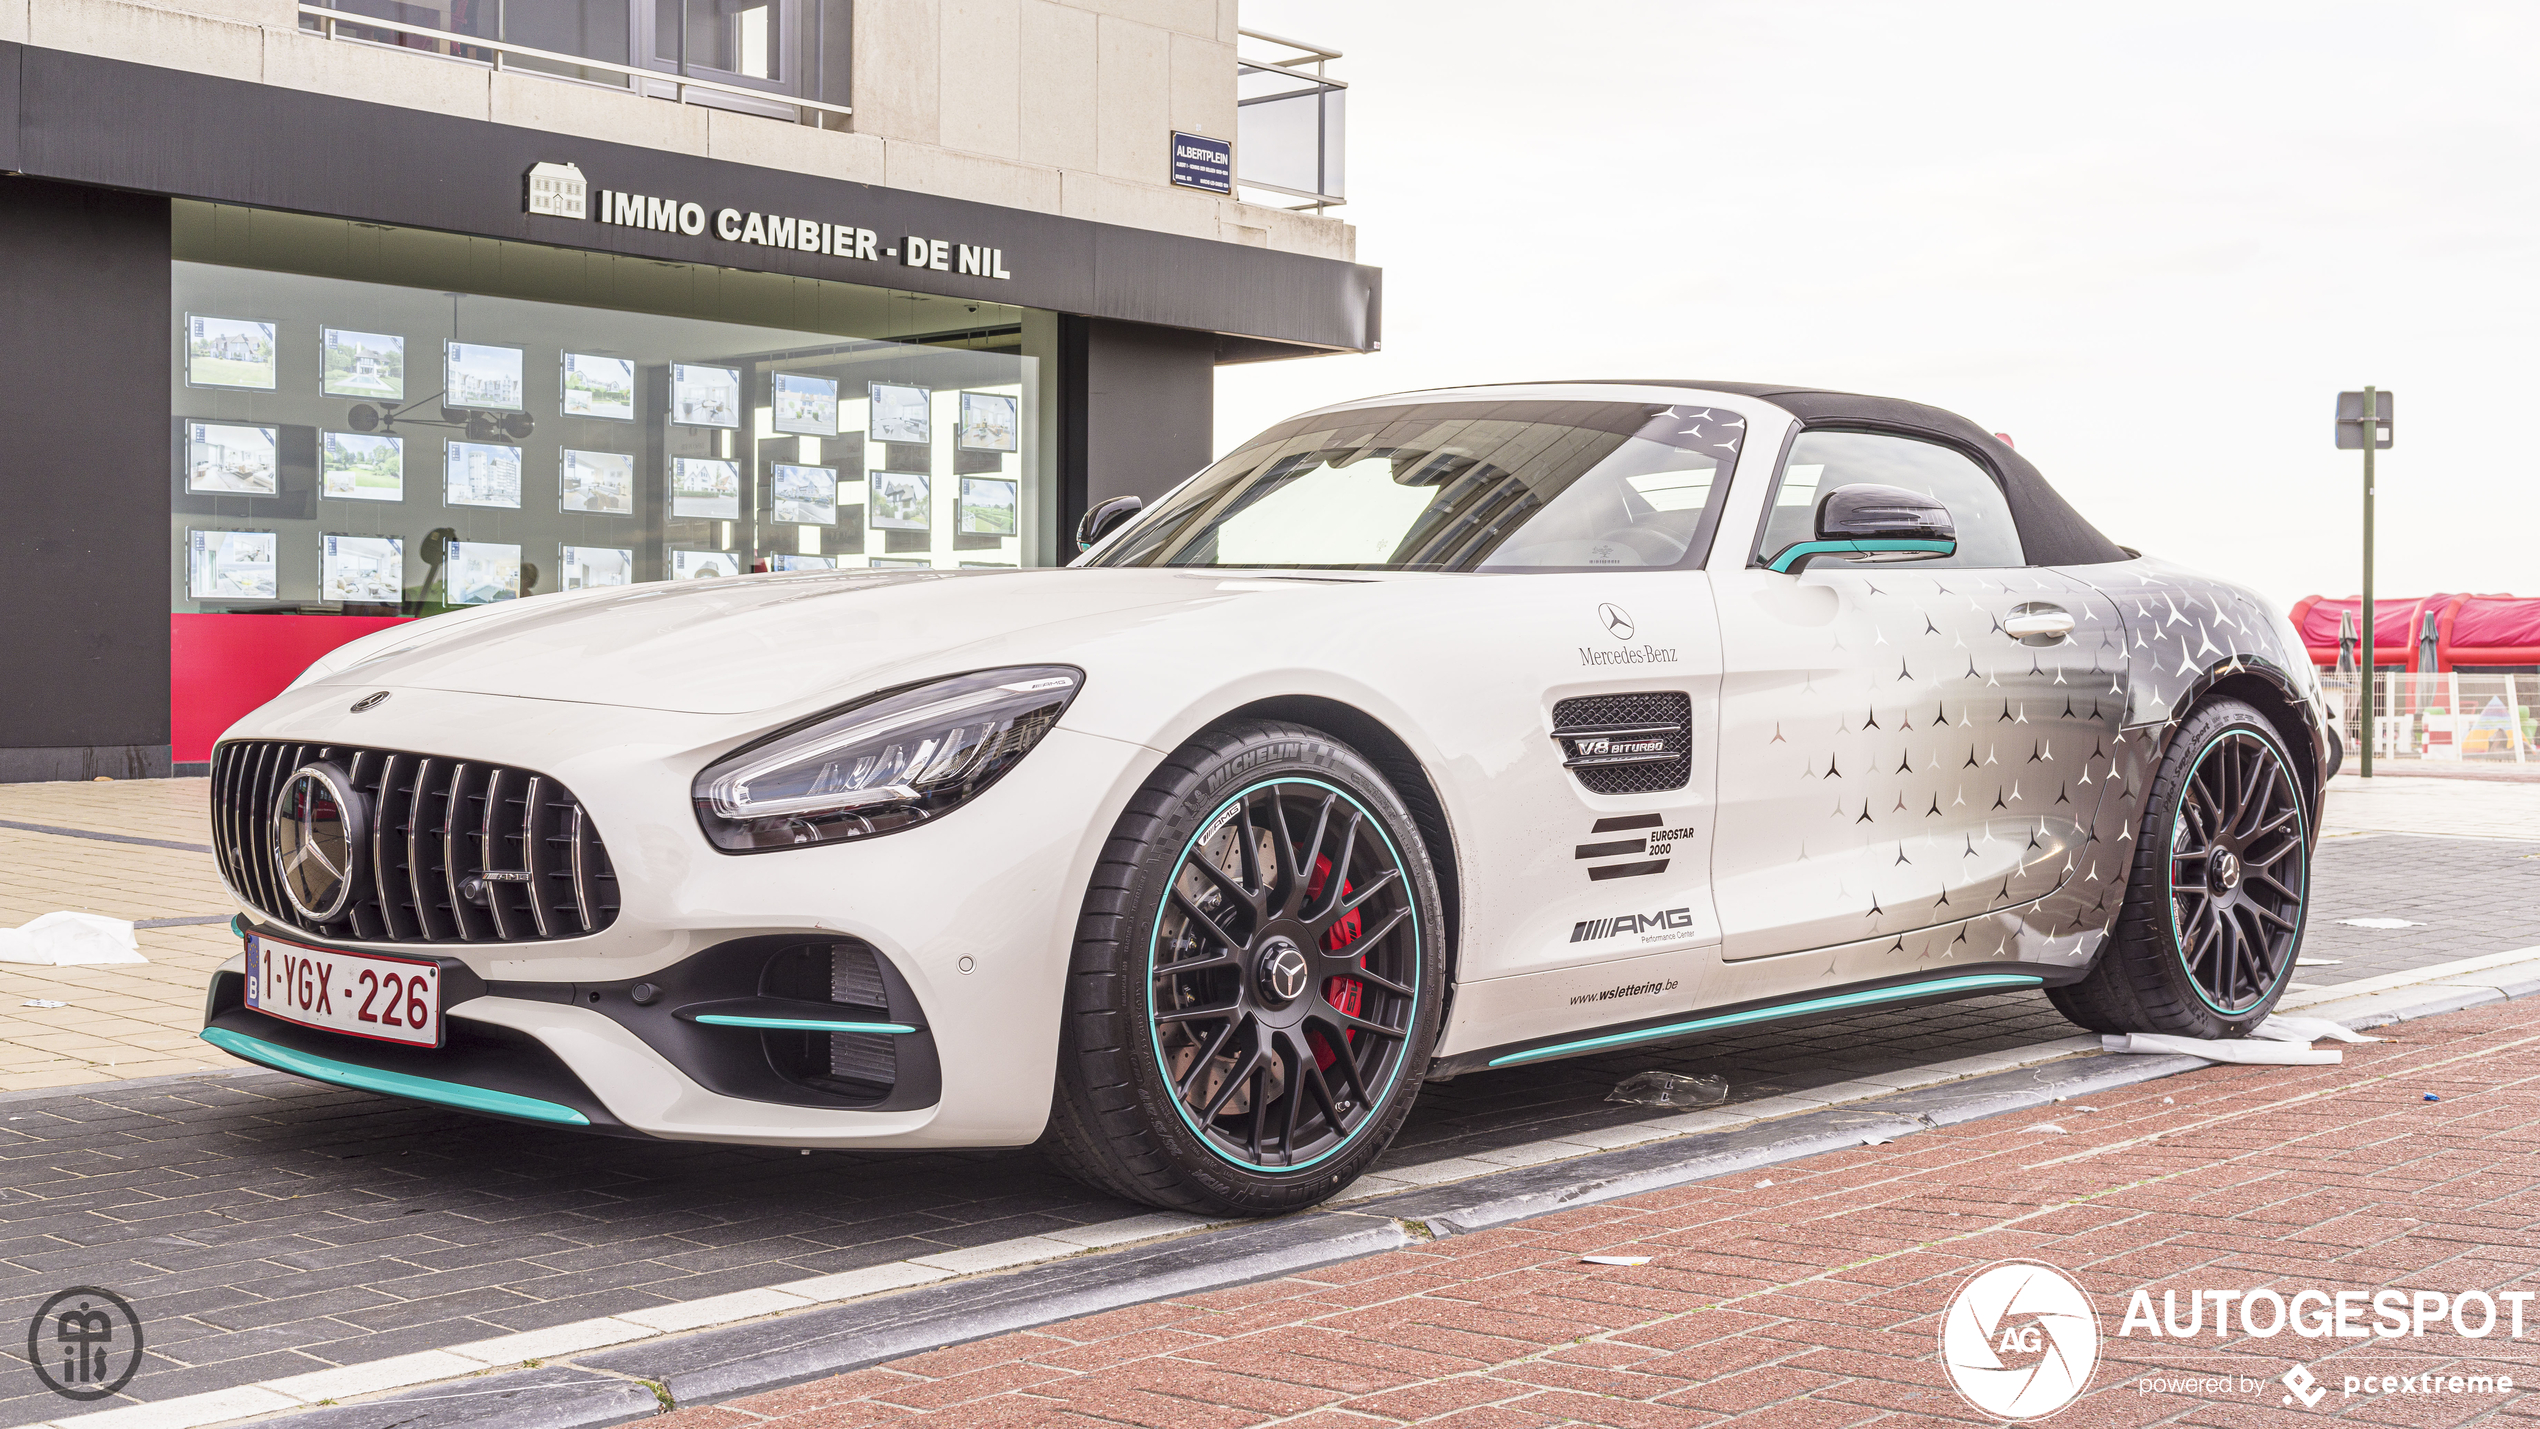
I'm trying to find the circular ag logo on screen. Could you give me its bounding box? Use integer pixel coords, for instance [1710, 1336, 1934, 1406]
[26, 1286, 145, 1401]
[1940, 1261, 2099, 1421]
[1596, 602, 1635, 641]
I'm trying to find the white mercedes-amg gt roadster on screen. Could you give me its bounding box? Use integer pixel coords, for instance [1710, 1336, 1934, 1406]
[204, 382, 2331, 1215]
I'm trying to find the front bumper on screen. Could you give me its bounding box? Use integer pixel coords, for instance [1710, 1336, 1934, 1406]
[206, 683, 1165, 1148]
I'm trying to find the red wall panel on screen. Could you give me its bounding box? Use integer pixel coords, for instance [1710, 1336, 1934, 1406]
[171, 614, 410, 764]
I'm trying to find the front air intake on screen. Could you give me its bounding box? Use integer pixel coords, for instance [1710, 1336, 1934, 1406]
[212, 740, 620, 944]
[1550, 692, 1694, 795]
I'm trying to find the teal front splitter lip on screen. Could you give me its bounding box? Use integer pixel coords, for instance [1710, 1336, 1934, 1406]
[199, 1026, 592, 1126]
[1485, 973, 2045, 1068]
[692, 1014, 918, 1034]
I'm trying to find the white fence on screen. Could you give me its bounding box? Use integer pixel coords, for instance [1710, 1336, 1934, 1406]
[2320, 672, 2539, 764]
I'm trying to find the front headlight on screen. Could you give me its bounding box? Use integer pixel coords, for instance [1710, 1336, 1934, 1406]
[693, 665, 1082, 852]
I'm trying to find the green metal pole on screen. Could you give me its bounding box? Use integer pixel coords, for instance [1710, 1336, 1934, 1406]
[2360, 386, 2377, 778]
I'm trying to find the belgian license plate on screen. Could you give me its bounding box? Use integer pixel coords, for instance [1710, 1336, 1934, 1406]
[243, 934, 444, 1048]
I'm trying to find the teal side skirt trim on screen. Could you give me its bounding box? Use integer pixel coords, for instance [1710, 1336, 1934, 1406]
[692, 1014, 918, 1034]
[200, 1026, 592, 1126]
[1486, 973, 2044, 1068]
[1767, 538, 1956, 574]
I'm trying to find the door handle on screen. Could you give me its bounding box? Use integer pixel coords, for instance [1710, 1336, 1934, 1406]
[2003, 605, 2075, 643]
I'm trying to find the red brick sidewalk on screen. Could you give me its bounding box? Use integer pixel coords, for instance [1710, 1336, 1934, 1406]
[655, 997, 2540, 1427]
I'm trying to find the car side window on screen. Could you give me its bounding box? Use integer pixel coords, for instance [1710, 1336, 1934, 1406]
[1755, 430, 2025, 569]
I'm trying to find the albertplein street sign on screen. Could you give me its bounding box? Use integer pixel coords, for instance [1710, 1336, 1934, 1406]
[524, 160, 1014, 281]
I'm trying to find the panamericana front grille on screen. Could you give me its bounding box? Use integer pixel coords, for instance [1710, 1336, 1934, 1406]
[213, 740, 620, 943]
[1551, 692, 1694, 795]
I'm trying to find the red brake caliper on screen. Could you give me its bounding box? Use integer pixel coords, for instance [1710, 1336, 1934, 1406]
[1304, 854, 1363, 1071]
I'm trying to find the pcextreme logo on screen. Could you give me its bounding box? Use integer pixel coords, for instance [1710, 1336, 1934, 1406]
[1940, 1261, 2101, 1421]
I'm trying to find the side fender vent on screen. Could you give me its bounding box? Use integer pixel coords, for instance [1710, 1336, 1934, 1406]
[1551, 692, 1693, 794]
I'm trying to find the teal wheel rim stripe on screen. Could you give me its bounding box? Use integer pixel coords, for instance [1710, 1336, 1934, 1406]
[1486, 973, 2043, 1068]
[693, 1014, 917, 1034]
[200, 1026, 592, 1126]
[1148, 775, 1421, 1175]
[1767, 538, 1955, 573]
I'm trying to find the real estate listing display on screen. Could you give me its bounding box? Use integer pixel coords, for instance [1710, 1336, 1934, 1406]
[444, 540, 523, 605]
[673, 363, 742, 428]
[185, 421, 280, 496]
[559, 545, 635, 589]
[561, 352, 637, 420]
[868, 382, 933, 445]
[670, 457, 741, 519]
[959, 391, 1020, 452]
[321, 431, 404, 502]
[322, 328, 405, 400]
[445, 341, 526, 410]
[959, 476, 1019, 536]
[869, 469, 932, 531]
[187, 529, 278, 601]
[168, 209, 1049, 652]
[772, 372, 839, 436]
[770, 463, 838, 525]
[559, 448, 636, 514]
[671, 549, 739, 580]
[320, 533, 403, 604]
[185, 314, 278, 390]
[445, 441, 524, 509]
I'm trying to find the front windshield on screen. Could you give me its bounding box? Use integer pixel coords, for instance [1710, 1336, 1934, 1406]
[1085, 399, 1746, 571]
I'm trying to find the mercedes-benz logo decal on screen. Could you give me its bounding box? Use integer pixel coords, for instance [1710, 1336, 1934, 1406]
[271, 764, 364, 924]
[350, 691, 391, 714]
[1598, 603, 1635, 641]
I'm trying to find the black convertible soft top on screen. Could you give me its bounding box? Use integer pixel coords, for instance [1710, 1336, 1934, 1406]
[1540, 379, 2133, 569]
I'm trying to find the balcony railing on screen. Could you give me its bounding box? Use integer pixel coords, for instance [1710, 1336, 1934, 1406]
[297, 0, 851, 126]
[1236, 27, 1344, 212]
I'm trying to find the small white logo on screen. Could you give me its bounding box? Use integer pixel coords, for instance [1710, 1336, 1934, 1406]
[1941, 1261, 2100, 1421]
[526, 162, 588, 220]
[2282, 1364, 2326, 1409]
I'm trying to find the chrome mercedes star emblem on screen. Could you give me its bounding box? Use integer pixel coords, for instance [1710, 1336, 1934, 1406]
[272, 765, 361, 923]
[1598, 603, 1635, 641]
[1257, 939, 1310, 1005]
[2210, 848, 2242, 892]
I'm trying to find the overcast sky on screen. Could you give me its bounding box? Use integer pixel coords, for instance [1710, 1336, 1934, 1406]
[1216, 1, 2538, 609]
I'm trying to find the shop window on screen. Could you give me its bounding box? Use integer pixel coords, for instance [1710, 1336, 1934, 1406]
[168, 202, 1043, 763]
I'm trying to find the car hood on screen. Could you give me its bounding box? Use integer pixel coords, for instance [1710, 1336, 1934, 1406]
[296, 568, 1334, 715]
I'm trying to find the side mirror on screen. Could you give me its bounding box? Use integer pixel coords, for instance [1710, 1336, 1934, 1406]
[1767, 483, 1958, 574]
[1075, 494, 1143, 552]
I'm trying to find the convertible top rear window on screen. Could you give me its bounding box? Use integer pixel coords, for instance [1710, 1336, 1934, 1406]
[1085, 399, 1745, 572]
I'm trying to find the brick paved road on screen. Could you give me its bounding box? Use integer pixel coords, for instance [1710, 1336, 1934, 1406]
[644, 990, 2540, 1428]
[0, 835, 2531, 1422]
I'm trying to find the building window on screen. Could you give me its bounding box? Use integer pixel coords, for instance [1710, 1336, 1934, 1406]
[302, 0, 851, 115]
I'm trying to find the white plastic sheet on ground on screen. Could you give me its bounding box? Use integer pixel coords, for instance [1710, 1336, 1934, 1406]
[2100, 1013, 2371, 1066]
[0, 912, 147, 966]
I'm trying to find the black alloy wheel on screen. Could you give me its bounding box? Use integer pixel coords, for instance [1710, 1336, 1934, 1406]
[2166, 728, 2307, 1014]
[1044, 720, 1444, 1216]
[2048, 697, 2312, 1039]
[1149, 778, 1421, 1172]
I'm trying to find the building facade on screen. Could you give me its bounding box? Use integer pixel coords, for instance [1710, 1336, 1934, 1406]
[0, 0, 1375, 780]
